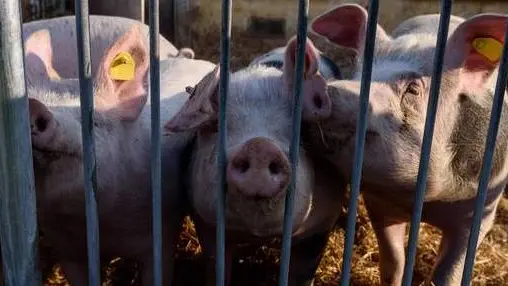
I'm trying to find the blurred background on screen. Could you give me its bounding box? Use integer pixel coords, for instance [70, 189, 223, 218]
[22, 0, 508, 285]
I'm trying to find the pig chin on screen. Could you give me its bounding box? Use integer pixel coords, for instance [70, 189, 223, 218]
[224, 174, 313, 237]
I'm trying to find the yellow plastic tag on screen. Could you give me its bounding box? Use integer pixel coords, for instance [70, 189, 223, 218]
[109, 52, 135, 81]
[472, 37, 503, 63]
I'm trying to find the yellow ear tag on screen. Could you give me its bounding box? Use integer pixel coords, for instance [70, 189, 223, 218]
[472, 37, 503, 63]
[109, 52, 136, 81]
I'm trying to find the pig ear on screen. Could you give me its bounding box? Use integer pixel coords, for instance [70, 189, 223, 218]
[284, 36, 320, 83]
[24, 29, 62, 82]
[445, 14, 508, 90]
[95, 25, 149, 121]
[164, 66, 220, 132]
[28, 98, 57, 148]
[283, 36, 332, 120]
[309, 3, 390, 56]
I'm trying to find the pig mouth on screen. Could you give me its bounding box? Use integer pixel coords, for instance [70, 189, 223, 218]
[226, 189, 285, 210]
[313, 122, 379, 155]
[32, 146, 81, 160]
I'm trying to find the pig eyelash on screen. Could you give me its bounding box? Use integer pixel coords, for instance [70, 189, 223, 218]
[404, 81, 423, 96]
[399, 79, 424, 106]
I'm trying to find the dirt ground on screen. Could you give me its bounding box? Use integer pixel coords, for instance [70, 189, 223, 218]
[27, 0, 508, 285]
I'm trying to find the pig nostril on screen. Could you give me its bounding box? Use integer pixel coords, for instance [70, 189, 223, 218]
[269, 161, 281, 175]
[233, 159, 250, 173]
[313, 93, 323, 109]
[36, 117, 48, 133]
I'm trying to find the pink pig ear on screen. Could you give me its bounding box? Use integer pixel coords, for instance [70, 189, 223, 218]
[445, 14, 508, 90]
[24, 29, 62, 83]
[95, 25, 149, 121]
[309, 3, 390, 56]
[284, 36, 320, 84]
[164, 65, 220, 132]
[283, 36, 331, 120]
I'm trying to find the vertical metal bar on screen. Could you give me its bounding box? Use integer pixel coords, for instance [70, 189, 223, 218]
[277, 0, 308, 285]
[59, 0, 66, 16]
[460, 21, 508, 286]
[149, 0, 162, 283]
[401, 1, 452, 285]
[29, 0, 40, 20]
[0, 0, 41, 284]
[40, 0, 45, 18]
[74, 0, 101, 284]
[338, 0, 379, 285]
[140, 0, 145, 24]
[216, 0, 231, 283]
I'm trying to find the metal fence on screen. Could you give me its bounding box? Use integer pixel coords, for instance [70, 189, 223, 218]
[0, 0, 507, 285]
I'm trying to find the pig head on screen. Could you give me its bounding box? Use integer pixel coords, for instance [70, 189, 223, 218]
[298, 4, 508, 286]
[164, 36, 345, 285]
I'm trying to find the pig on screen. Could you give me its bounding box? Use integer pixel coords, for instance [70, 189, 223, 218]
[163, 36, 346, 286]
[291, 3, 508, 286]
[22, 20, 215, 285]
[23, 15, 195, 85]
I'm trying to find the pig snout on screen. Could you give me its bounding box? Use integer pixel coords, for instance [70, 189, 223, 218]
[28, 98, 57, 148]
[227, 137, 291, 199]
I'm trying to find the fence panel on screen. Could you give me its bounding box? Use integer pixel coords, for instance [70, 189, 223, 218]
[1, 0, 507, 285]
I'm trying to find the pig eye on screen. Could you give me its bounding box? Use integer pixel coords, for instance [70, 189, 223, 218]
[404, 81, 422, 96]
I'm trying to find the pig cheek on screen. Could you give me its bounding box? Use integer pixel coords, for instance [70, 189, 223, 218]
[292, 156, 314, 226]
[189, 149, 221, 225]
[34, 156, 83, 199]
[302, 79, 332, 120]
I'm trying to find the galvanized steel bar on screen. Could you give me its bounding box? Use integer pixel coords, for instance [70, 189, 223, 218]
[216, 0, 232, 284]
[149, 0, 163, 284]
[401, 1, 452, 285]
[0, 0, 40, 284]
[460, 20, 508, 286]
[339, 0, 379, 285]
[140, 0, 145, 24]
[278, 0, 309, 285]
[74, 0, 101, 284]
